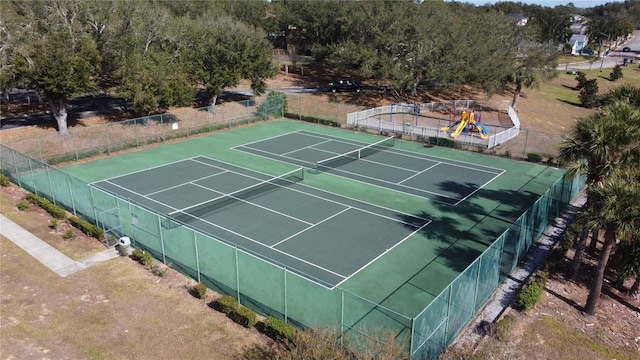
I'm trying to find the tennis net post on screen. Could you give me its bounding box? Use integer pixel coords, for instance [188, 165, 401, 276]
[314, 136, 395, 174]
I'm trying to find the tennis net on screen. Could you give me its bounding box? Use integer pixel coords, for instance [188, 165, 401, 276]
[315, 136, 395, 173]
[162, 167, 304, 229]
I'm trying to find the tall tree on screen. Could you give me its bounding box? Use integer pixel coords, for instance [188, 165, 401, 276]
[5, 0, 101, 135]
[559, 102, 640, 279]
[179, 14, 275, 108]
[583, 171, 640, 315]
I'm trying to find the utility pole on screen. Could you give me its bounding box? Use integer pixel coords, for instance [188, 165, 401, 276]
[599, 33, 610, 72]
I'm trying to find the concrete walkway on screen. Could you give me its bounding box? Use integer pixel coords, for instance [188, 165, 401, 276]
[0, 214, 119, 277]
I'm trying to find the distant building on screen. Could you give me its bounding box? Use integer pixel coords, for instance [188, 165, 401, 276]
[506, 12, 528, 26]
[568, 34, 589, 55]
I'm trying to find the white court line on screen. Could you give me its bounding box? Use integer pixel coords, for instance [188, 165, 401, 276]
[281, 139, 334, 156]
[333, 220, 433, 288]
[145, 171, 230, 196]
[453, 169, 506, 206]
[230, 130, 304, 148]
[398, 162, 442, 185]
[298, 130, 504, 174]
[270, 207, 352, 248]
[188, 182, 315, 226]
[91, 156, 204, 184]
[196, 156, 432, 223]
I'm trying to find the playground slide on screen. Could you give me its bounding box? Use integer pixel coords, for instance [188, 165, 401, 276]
[476, 124, 489, 139]
[450, 118, 468, 138]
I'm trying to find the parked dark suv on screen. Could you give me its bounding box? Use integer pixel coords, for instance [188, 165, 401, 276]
[325, 80, 361, 93]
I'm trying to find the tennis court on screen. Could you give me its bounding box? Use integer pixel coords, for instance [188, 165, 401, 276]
[233, 130, 504, 205]
[91, 156, 431, 288]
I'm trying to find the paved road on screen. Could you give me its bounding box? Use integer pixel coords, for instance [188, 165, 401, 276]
[560, 29, 639, 71]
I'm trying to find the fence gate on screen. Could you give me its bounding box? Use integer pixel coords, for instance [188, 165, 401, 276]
[98, 207, 123, 247]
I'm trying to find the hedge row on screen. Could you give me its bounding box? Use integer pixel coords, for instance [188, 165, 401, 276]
[210, 295, 295, 342]
[284, 113, 341, 127]
[68, 216, 104, 239]
[25, 193, 66, 219]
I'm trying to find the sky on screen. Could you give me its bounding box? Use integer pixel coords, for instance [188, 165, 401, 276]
[446, 0, 625, 8]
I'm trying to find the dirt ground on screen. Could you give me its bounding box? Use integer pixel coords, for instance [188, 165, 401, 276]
[1, 68, 639, 359]
[0, 183, 273, 359]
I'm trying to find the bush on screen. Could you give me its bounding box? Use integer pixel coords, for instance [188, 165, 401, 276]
[579, 78, 599, 108]
[428, 136, 460, 149]
[25, 193, 66, 219]
[257, 91, 288, 119]
[117, 245, 129, 256]
[17, 202, 29, 211]
[68, 216, 103, 239]
[150, 263, 168, 277]
[284, 112, 341, 127]
[516, 275, 546, 311]
[50, 218, 58, 229]
[192, 283, 208, 299]
[261, 317, 296, 343]
[610, 64, 623, 81]
[211, 295, 238, 315]
[131, 249, 153, 266]
[63, 229, 74, 240]
[0, 173, 10, 187]
[494, 314, 517, 342]
[228, 306, 257, 328]
[526, 152, 543, 163]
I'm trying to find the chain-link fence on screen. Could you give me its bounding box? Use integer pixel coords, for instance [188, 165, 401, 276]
[0, 95, 584, 359]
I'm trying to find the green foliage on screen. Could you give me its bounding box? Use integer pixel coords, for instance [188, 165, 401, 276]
[494, 314, 517, 342]
[516, 275, 546, 311]
[228, 306, 257, 328]
[63, 229, 74, 240]
[541, 248, 565, 274]
[256, 91, 288, 119]
[25, 193, 66, 219]
[575, 71, 587, 90]
[428, 136, 460, 149]
[117, 245, 129, 257]
[150, 263, 168, 277]
[284, 113, 341, 127]
[192, 283, 208, 299]
[609, 64, 623, 81]
[68, 216, 103, 239]
[526, 152, 543, 163]
[260, 317, 296, 343]
[578, 78, 600, 108]
[0, 173, 10, 187]
[17, 202, 29, 211]
[211, 295, 238, 315]
[50, 218, 58, 229]
[131, 249, 154, 266]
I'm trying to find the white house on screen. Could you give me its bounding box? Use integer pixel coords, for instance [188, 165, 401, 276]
[568, 34, 589, 55]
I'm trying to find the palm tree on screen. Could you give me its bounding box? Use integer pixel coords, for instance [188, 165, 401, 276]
[559, 102, 640, 279]
[582, 174, 640, 315]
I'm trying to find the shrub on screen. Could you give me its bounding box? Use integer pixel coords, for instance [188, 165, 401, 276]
[68, 216, 103, 239]
[516, 275, 546, 311]
[63, 229, 74, 240]
[261, 317, 296, 343]
[131, 249, 153, 266]
[150, 263, 167, 277]
[211, 295, 238, 314]
[0, 173, 10, 187]
[257, 91, 288, 119]
[229, 306, 257, 328]
[25, 193, 66, 219]
[284, 112, 341, 127]
[192, 283, 208, 299]
[117, 245, 129, 257]
[579, 78, 599, 108]
[17, 202, 29, 211]
[50, 218, 58, 229]
[494, 314, 517, 342]
[428, 136, 459, 149]
[610, 64, 623, 81]
[526, 152, 543, 163]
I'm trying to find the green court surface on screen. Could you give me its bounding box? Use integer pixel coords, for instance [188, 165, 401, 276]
[63, 119, 565, 319]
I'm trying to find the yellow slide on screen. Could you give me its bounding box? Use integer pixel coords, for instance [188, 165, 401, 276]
[450, 117, 468, 138]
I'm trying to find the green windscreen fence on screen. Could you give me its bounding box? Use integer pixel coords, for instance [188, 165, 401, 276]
[0, 140, 586, 360]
